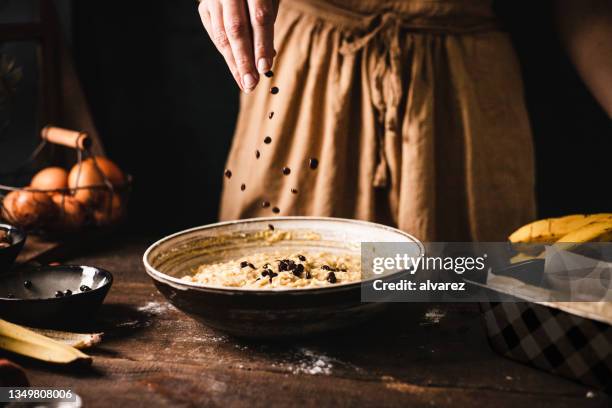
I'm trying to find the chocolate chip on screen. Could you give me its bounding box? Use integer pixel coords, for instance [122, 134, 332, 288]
[309, 158, 319, 170]
[7, 293, 14, 299]
[282, 167, 291, 175]
[321, 265, 331, 271]
[256, 150, 261, 159]
[272, 207, 280, 214]
[261, 270, 269, 277]
[268, 112, 274, 119]
[248, 263, 256, 269]
[23, 280, 32, 289]
[64, 289, 72, 296]
[264, 136, 272, 144]
[224, 169, 232, 178]
[80, 285, 91, 292]
[240, 261, 249, 268]
[265, 71, 274, 78]
[297, 255, 306, 261]
[268, 271, 278, 282]
[270, 87, 279, 94]
[268, 224, 274, 231]
[241, 183, 246, 191]
[327, 272, 337, 283]
[262, 201, 271, 208]
[291, 188, 298, 194]
[55, 291, 64, 298]
[293, 264, 304, 277]
[263, 263, 270, 269]
[306, 271, 312, 279]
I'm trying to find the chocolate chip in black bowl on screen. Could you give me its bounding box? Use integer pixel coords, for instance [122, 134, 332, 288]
[0, 265, 113, 328]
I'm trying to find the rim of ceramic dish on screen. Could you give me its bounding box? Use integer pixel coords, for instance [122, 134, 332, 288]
[0, 264, 113, 301]
[143, 216, 424, 294]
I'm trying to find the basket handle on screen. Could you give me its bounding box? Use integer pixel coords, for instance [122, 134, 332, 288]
[41, 126, 92, 150]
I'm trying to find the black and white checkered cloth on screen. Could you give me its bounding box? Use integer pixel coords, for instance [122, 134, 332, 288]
[481, 301, 612, 391]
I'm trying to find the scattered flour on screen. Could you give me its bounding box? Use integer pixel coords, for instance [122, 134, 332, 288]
[421, 308, 446, 325]
[281, 348, 334, 375]
[137, 301, 176, 315]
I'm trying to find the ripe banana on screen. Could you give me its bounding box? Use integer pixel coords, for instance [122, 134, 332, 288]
[509, 213, 612, 244]
[553, 220, 612, 252]
[0, 319, 92, 365]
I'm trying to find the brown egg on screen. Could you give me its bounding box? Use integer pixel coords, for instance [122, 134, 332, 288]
[1, 189, 56, 228]
[30, 167, 68, 191]
[50, 193, 87, 230]
[68, 157, 125, 205]
[93, 194, 124, 226]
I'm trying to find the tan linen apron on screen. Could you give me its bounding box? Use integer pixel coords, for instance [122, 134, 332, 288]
[219, 0, 535, 242]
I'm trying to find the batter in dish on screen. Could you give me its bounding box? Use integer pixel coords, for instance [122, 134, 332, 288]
[182, 251, 361, 289]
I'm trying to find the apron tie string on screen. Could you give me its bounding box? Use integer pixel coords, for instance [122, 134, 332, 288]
[340, 13, 403, 188]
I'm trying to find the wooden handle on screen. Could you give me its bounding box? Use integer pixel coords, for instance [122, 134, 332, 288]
[41, 126, 92, 150]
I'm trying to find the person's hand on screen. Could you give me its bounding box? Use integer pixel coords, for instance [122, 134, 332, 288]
[198, 0, 279, 93]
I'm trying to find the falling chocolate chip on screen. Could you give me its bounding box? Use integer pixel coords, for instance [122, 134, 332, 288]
[240, 261, 249, 268]
[264, 136, 272, 144]
[272, 207, 280, 214]
[297, 254, 306, 262]
[327, 272, 337, 283]
[309, 158, 319, 170]
[291, 188, 298, 194]
[23, 280, 32, 289]
[265, 70, 274, 78]
[55, 291, 64, 298]
[282, 167, 291, 175]
[268, 224, 274, 231]
[256, 150, 261, 159]
[262, 201, 271, 208]
[241, 183, 246, 191]
[224, 169, 232, 179]
[270, 87, 279, 94]
[268, 112, 274, 119]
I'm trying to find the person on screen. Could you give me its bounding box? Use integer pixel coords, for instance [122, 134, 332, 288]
[197, 0, 612, 241]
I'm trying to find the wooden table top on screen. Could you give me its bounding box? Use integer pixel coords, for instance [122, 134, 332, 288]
[8, 235, 610, 407]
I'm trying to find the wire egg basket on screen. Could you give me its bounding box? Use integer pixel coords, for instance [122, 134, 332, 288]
[0, 126, 131, 235]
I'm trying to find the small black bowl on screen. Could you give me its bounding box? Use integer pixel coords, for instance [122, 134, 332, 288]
[0, 265, 113, 327]
[0, 223, 26, 273]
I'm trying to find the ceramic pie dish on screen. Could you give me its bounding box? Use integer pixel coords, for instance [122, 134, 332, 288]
[143, 216, 423, 338]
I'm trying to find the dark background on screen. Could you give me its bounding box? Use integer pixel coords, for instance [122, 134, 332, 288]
[3, 0, 612, 235]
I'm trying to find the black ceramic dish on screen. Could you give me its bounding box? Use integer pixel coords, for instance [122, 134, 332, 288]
[144, 217, 424, 338]
[0, 265, 113, 327]
[0, 223, 26, 273]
